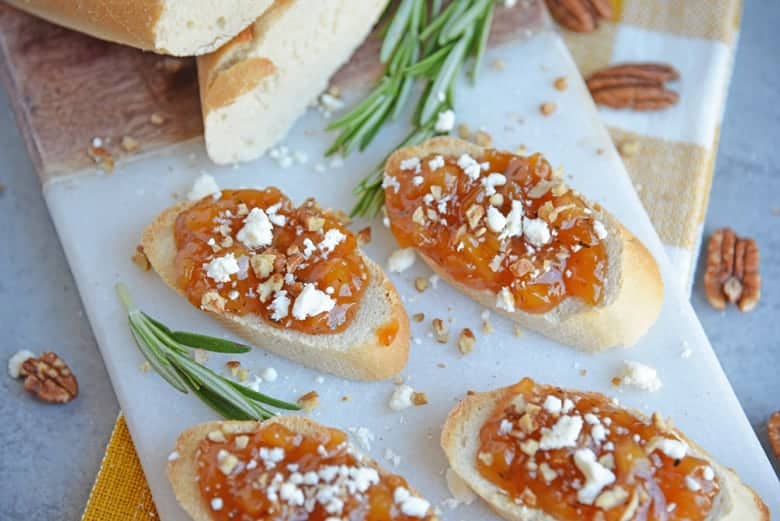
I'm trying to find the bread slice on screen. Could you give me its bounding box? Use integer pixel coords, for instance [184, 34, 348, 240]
[169, 416, 438, 521]
[141, 200, 409, 381]
[441, 382, 770, 521]
[385, 137, 663, 351]
[196, 0, 389, 164]
[4, 0, 274, 56]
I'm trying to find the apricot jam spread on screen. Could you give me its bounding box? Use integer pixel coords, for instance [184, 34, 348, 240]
[197, 422, 435, 520]
[476, 378, 719, 520]
[174, 189, 369, 334]
[384, 149, 608, 314]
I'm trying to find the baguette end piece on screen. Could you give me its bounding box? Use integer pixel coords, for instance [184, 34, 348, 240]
[386, 137, 664, 351]
[141, 200, 409, 381]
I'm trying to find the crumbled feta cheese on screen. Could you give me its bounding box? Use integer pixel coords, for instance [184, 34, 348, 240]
[382, 173, 401, 193]
[703, 466, 715, 481]
[457, 154, 482, 180]
[204, 253, 240, 283]
[562, 398, 575, 414]
[265, 202, 287, 226]
[481, 173, 507, 196]
[260, 367, 278, 382]
[646, 436, 687, 460]
[400, 157, 421, 171]
[539, 462, 558, 482]
[593, 220, 608, 240]
[499, 200, 525, 240]
[389, 384, 415, 411]
[384, 448, 402, 467]
[446, 468, 476, 504]
[319, 92, 345, 112]
[210, 497, 223, 511]
[7, 350, 35, 378]
[428, 155, 445, 171]
[412, 175, 424, 186]
[388, 248, 416, 273]
[539, 415, 583, 450]
[269, 290, 291, 321]
[349, 426, 375, 451]
[573, 448, 616, 505]
[523, 217, 551, 247]
[167, 451, 179, 461]
[620, 360, 663, 392]
[188, 173, 220, 201]
[685, 476, 702, 492]
[543, 396, 563, 415]
[486, 206, 507, 233]
[237, 208, 274, 249]
[292, 284, 335, 320]
[591, 424, 607, 443]
[394, 487, 431, 518]
[435, 109, 456, 132]
[496, 287, 516, 312]
[302, 238, 317, 259]
[319, 229, 346, 255]
[499, 418, 514, 435]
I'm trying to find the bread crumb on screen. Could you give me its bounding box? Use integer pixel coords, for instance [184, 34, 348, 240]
[414, 277, 429, 292]
[432, 318, 449, 343]
[412, 313, 425, 323]
[131, 246, 151, 271]
[121, 136, 140, 153]
[540, 102, 556, 116]
[458, 328, 476, 354]
[150, 112, 165, 125]
[554, 76, 568, 91]
[297, 391, 320, 411]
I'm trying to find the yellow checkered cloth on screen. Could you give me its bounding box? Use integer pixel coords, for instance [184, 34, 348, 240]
[82, 1, 741, 519]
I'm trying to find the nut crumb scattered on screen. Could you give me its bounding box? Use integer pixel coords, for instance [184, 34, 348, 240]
[87, 146, 115, 173]
[131, 246, 151, 271]
[121, 136, 140, 153]
[412, 312, 425, 323]
[150, 112, 165, 125]
[437, 363, 447, 368]
[554, 76, 568, 91]
[412, 391, 429, 406]
[415, 277, 429, 292]
[491, 58, 506, 71]
[540, 102, 556, 116]
[474, 130, 493, 147]
[458, 328, 476, 354]
[619, 140, 641, 158]
[225, 361, 241, 377]
[356, 226, 372, 245]
[432, 318, 449, 343]
[482, 318, 493, 334]
[297, 391, 320, 411]
[457, 123, 471, 140]
[140, 361, 151, 372]
[768, 411, 780, 459]
[341, 395, 351, 402]
[579, 368, 588, 376]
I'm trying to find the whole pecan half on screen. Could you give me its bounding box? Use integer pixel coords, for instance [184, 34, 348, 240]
[703, 228, 761, 312]
[545, 0, 613, 33]
[586, 63, 680, 111]
[20, 352, 79, 403]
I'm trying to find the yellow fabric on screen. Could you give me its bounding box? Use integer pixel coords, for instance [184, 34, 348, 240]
[81, 415, 158, 521]
[83, 1, 742, 518]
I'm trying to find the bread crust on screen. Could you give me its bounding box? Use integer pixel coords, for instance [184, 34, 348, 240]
[4, 0, 273, 56]
[440, 382, 770, 521]
[386, 137, 664, 351]
[168, 417, 439, 521]
[141, 199, 410, 381]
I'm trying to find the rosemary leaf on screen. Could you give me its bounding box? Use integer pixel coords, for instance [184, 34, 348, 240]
[168, 331, 252, 354]
[227, 380, 301, 411]
[380, 0, 417, 63]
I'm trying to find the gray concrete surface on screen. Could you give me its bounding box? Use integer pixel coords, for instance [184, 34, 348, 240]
[1, 2, 778, 519]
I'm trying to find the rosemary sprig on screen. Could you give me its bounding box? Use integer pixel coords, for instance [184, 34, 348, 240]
[116, 283, 300, 420]
[328, 0, 497, 217]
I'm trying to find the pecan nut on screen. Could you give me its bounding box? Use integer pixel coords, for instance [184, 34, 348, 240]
[586, 63, 680, 111]
[769, 411, 780, 460]
[20, 352, 79, 403]
[703, 228, 760, 312]
[545, 0, 613, 33]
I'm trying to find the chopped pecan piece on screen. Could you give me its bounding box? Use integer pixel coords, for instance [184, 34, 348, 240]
[131, 245, 151, 272]
[432, 318, 449, 343]
[586, 63, 680, 111]
[297, 391, 320, 411]
[703, 228, 760, 312]
[545, 0, 613, 33]
[458, 328, 476, 354]
[19, 352, 78, 403]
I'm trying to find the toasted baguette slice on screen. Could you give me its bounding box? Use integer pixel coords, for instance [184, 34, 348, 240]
[196, 0, 388, 164]
[4, 0, 274, 56]
[169, 416, 438, 521]
[141, 200, 409, 380]
[385, 137, 663, 351]
[441, 381, 770, 521]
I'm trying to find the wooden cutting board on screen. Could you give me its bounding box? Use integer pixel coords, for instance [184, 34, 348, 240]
[0, 3, 544, 183]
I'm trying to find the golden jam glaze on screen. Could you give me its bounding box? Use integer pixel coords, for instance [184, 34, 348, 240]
[174, 188, 369, 334]
[384, 150, 608, 314]
[476, 378, 719, 521]
[197, 422, 435, 521]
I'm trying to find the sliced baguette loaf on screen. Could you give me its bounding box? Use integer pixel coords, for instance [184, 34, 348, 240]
[4, 0, 274, 56]
[196, 0, 389, 164]
[169, 416, 438, 521]
[441, 382, 770, 521]
[141, 199, 409, 380]
[385, 137, 663, 351]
